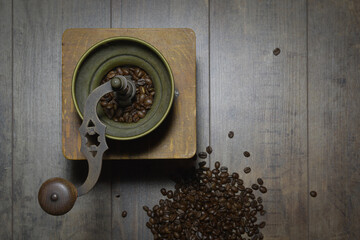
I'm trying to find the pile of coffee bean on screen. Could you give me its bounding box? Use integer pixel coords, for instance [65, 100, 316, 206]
[100, 66, 155, 123]
[143, 161, 267, 240]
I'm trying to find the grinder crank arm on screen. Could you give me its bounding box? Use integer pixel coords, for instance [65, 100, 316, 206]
[38, 77, 132, 215]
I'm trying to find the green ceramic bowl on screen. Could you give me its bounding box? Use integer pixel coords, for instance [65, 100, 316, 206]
[72, 37, 174, 140]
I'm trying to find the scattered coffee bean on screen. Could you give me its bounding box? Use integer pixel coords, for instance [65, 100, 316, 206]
[244, 151, 251, 157]
[310, 191, 317, 197]
[215, 161, 220, 169]
[228, 131, 234, 138]
[206, 146, 213, 154]
[115, 194, 120, 198]
[259, 186, 267, 194]
[122, 211, 127, 218]
[198, 161, 206, 168]
[252, 184, 259, 190]
[244, 167, 251, 174]
[100, 66, 155, 123]
[143, 162, 267, 239]
[273, 48, 281, 56]
[258, 221, 266, 229]
[257, 178, 264, 185]
[198, 152, 208, 159]
[160, 188, 167, 196]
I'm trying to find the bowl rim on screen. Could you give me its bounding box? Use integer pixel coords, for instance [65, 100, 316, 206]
[71, 36, 175, 140]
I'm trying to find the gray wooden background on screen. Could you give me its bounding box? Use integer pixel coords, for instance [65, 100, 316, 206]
[0, 0, 359, 239]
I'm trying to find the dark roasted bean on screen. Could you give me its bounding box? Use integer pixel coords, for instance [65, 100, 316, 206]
[107, 71, 116, 79]
[228, 131, 234, 138]
[121, 211, 127, 218]
[310, 191, 317, 197]
[257, 178, 264, 185]
[206, 146, 213, 154]
[198, 152, 207, 159]
[243, 151, 250, 157]
[244, 167, 251, 174]
[273, 48, 281, 56]
[258, 222, 266, 229]
[100, 101, 108, 107]
[259, 186, 267, 194]
[167, 191, 173, 199]
[144, 98, 153, 106]
[198, 161, 206, 168]
[161, 188, 167, 196]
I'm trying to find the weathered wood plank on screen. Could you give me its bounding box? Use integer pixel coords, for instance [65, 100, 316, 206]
[308, 0, 360, 239]
[110, 0, 209, 238]
[210, 1, 308, 239]
[0, 0, 13, 239]
[12, 0, 111, 239]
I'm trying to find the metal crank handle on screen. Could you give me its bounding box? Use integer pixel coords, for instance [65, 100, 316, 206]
[38, 77, 126, 216]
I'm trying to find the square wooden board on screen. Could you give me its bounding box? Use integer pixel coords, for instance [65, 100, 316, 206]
[62, 28, 196, 160]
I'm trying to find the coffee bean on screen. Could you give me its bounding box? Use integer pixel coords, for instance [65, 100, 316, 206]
[146, 222, 152, 229]
[257, 178, 264, 185]
[198, 152, 207, 159]
[167, 190, 173, 199]
[160, 188, 167, 196]
[310, 191, 317, 197]
[116, 67, 123, 74]
[259, 186, 267, 194]
[228, 131, 234, 138]
[145, 78, 152, 85]
[198, 161, 206, 168]
[144, 98, 153, 106]
[137, 79, 146, 86]
[107, 71, 116, 79]
[258, 221, 266, 228]
[206, 146, 213, 154]
[256, 205, 263, 211]
[244, 167, 251, 174]
[273, 48, 281, 56]
[252, 184, 259, 190]
[243, 151, 250, 157]
[100, 101, 108, 107]
[232, 172, 239, 179]
[122, 211, 127, 218]
[215, 161, 220, 169]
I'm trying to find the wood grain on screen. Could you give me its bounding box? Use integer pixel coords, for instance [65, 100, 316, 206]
[62, 28, 196, 160]
[12, 0, 112, 239]
[210, 1, 308, 239]
[0, 0, 13, 239]
[308, 0, 360, 239]
[110, 1, 209, 239]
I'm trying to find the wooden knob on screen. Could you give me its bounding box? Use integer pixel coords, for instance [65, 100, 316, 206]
[38, 177, 77, 216]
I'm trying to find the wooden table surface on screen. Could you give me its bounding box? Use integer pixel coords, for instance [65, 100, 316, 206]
[0, 0, 359, 239]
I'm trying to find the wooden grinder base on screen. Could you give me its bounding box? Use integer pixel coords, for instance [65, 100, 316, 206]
[62, 28, 196, 160]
